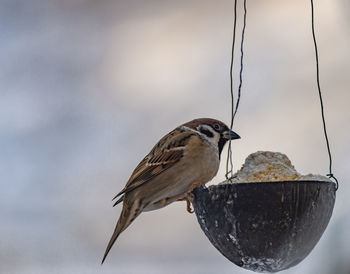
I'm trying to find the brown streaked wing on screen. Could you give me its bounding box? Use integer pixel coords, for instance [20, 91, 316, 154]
[113, 128, 195, 201]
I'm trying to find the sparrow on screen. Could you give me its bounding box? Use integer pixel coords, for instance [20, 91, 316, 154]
[102, 118, 240, 263]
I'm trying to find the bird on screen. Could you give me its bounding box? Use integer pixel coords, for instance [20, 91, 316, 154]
[102, 118, 240, 263]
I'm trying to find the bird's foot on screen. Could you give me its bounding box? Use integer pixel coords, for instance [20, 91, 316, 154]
[186, 199, 194, 213]
[185, 193, 195, 214]
[176, 193, 194, 213]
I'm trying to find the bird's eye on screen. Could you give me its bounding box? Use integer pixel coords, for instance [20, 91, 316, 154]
[213, 123, 221, 131]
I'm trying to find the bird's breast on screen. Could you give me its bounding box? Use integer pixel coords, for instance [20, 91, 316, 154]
[142, 136, 220, 211]
[162, 136, 220, 194]
[185, 138, 220, 182]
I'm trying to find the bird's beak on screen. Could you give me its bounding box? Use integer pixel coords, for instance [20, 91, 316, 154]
[223, 130, 240, 140]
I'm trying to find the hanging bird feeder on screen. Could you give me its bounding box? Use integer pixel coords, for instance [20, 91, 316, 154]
[193, 181, 336, 272]
[192, 0, 338, 272]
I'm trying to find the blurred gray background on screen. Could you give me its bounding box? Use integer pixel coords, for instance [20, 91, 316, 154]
[1, 0, 349, 273]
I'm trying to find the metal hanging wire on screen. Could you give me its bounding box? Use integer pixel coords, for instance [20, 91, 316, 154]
[310, 0, 339, 190]
[225, 0, 338, 190]
[226, 0, 247, 180]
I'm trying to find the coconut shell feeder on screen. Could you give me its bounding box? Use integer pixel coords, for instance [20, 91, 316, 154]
[192, 181, 336, 272]
[190, 0, 339, 272]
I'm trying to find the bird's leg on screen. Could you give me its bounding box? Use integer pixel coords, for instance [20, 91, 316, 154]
[185, 194, 194, 213]
[177, 181, 201, 214]
[180, 188, 198, 214]
[177, 195, 194, 213]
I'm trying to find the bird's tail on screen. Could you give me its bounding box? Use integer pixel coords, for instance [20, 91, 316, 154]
[101, 199, 143, 264]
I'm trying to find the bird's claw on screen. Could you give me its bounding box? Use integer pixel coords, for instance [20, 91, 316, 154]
[176, 193, 195, 213]
[186, 199, 194, 213]
[185, 193, 195, 214]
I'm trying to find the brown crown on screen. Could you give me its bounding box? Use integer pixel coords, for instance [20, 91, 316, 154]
[182, 118, 229, 130]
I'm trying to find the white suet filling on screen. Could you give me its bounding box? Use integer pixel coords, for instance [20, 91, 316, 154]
[225, 151, 331, 183]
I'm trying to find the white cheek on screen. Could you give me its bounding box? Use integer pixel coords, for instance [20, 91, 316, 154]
[196, 125, 221, 148]
[211, 132, 221, 146]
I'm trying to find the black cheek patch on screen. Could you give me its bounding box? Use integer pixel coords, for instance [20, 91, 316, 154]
[200, 128, 214, 138]
[218, 137, 227, 159]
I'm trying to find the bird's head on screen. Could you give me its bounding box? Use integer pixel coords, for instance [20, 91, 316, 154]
[182, 118, 240, 157]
